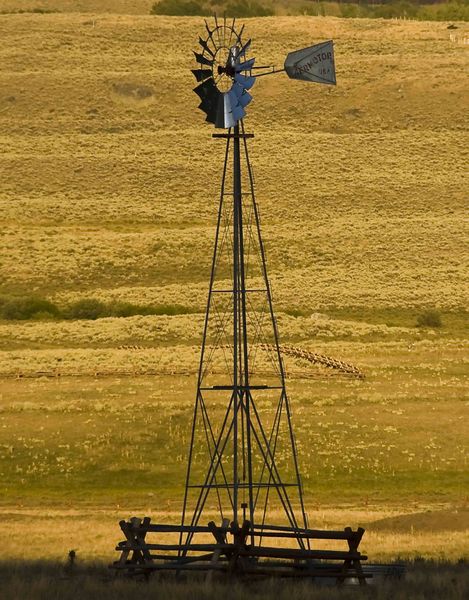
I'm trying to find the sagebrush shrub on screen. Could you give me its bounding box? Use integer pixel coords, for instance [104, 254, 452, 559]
[416, 310, 442, 328]
[0, 296, 60, 320]
[150, 0, 209, 16]
[64, 298, 109, 320]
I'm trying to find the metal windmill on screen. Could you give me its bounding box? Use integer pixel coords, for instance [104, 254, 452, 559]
[113, 18, 369, 583]
[180, 17, 336, 546]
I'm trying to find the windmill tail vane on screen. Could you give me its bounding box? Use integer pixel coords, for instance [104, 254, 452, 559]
[111, 17, 370, 585]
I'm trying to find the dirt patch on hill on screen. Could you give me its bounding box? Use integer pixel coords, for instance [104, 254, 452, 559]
[367, 508, 469, 533]
[111, 82, 155, 105]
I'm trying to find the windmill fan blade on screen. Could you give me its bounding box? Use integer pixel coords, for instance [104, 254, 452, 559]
[228, 89, 246, 121]
[231, 103, 246, 122]
[226, 46, 236, 69]
[198, 82, 220, 123]
[204, 20, 213, 35]
[231, 82, 244, 98]
[193, 77, 218, 101]
[193, 51, 214, 67]
[198, 36, 215, 57]
[191, 68, 212, 82]
[200, 101, 217, 124]
[198, 94, 215, 109]
[231, 83, 252, 108]
[227, 88, 237, 102]
[194, 78, 220, 123]
[199, 94, 219, 114]
[236, 58, 255, 72]
[215, 94, 226, 129]
[238, 91, 252, 108]
[215, 93, 236, 129]
[238, 39, 251, 59]
[227, 89, 240, 110]
[234, 73, 256, 90]
[223, 94, 235, 129]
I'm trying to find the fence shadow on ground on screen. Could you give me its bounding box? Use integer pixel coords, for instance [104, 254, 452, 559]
[0, 558, 467, 600]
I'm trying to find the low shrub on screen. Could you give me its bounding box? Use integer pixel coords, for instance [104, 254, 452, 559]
[151, 0, 273, 17]
[150, 0, 209, 16]
[416, 310, 442, 328]
[225, 0, 274, 17]
[63, 298, 109, 321]
[300, 1, 469, 21]
[108, 302, 195, 317]
[63, 299, 198, 320]
[0, 8, 59, 15]
[0, 295, 198, 321]
[0, 296, 60, 320]
[284, 308, 309, 317]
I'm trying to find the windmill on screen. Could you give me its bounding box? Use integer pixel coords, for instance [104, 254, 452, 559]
[113, 17, 368, 583]
[182, 15, 335, 543]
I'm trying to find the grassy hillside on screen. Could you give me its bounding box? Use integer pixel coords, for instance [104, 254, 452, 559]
[0, 15, 467, 309]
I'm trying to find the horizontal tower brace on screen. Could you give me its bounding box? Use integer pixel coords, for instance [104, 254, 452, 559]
[187, 483, 298, 489]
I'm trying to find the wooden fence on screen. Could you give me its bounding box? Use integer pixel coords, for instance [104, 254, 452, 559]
[111, 517, 369, 584]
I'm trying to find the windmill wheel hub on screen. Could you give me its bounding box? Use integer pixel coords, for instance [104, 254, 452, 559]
[217, 64, 235, 78]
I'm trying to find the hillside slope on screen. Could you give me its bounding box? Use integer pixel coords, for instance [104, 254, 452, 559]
[0, 15, 467, 316]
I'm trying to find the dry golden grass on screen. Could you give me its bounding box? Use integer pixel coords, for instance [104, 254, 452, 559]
[0, 0, 154, 14]
[2, 505, 468, 562]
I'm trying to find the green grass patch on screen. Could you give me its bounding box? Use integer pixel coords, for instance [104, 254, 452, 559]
[0, 296, 60, 321]
[0, 295, 197, 321]
[301, 1, 469, 21]
[151, 0, 274, 17]
[148, 0, 469, 21]
[1, 371, 466, 507]
[150, 0, 210, 16]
